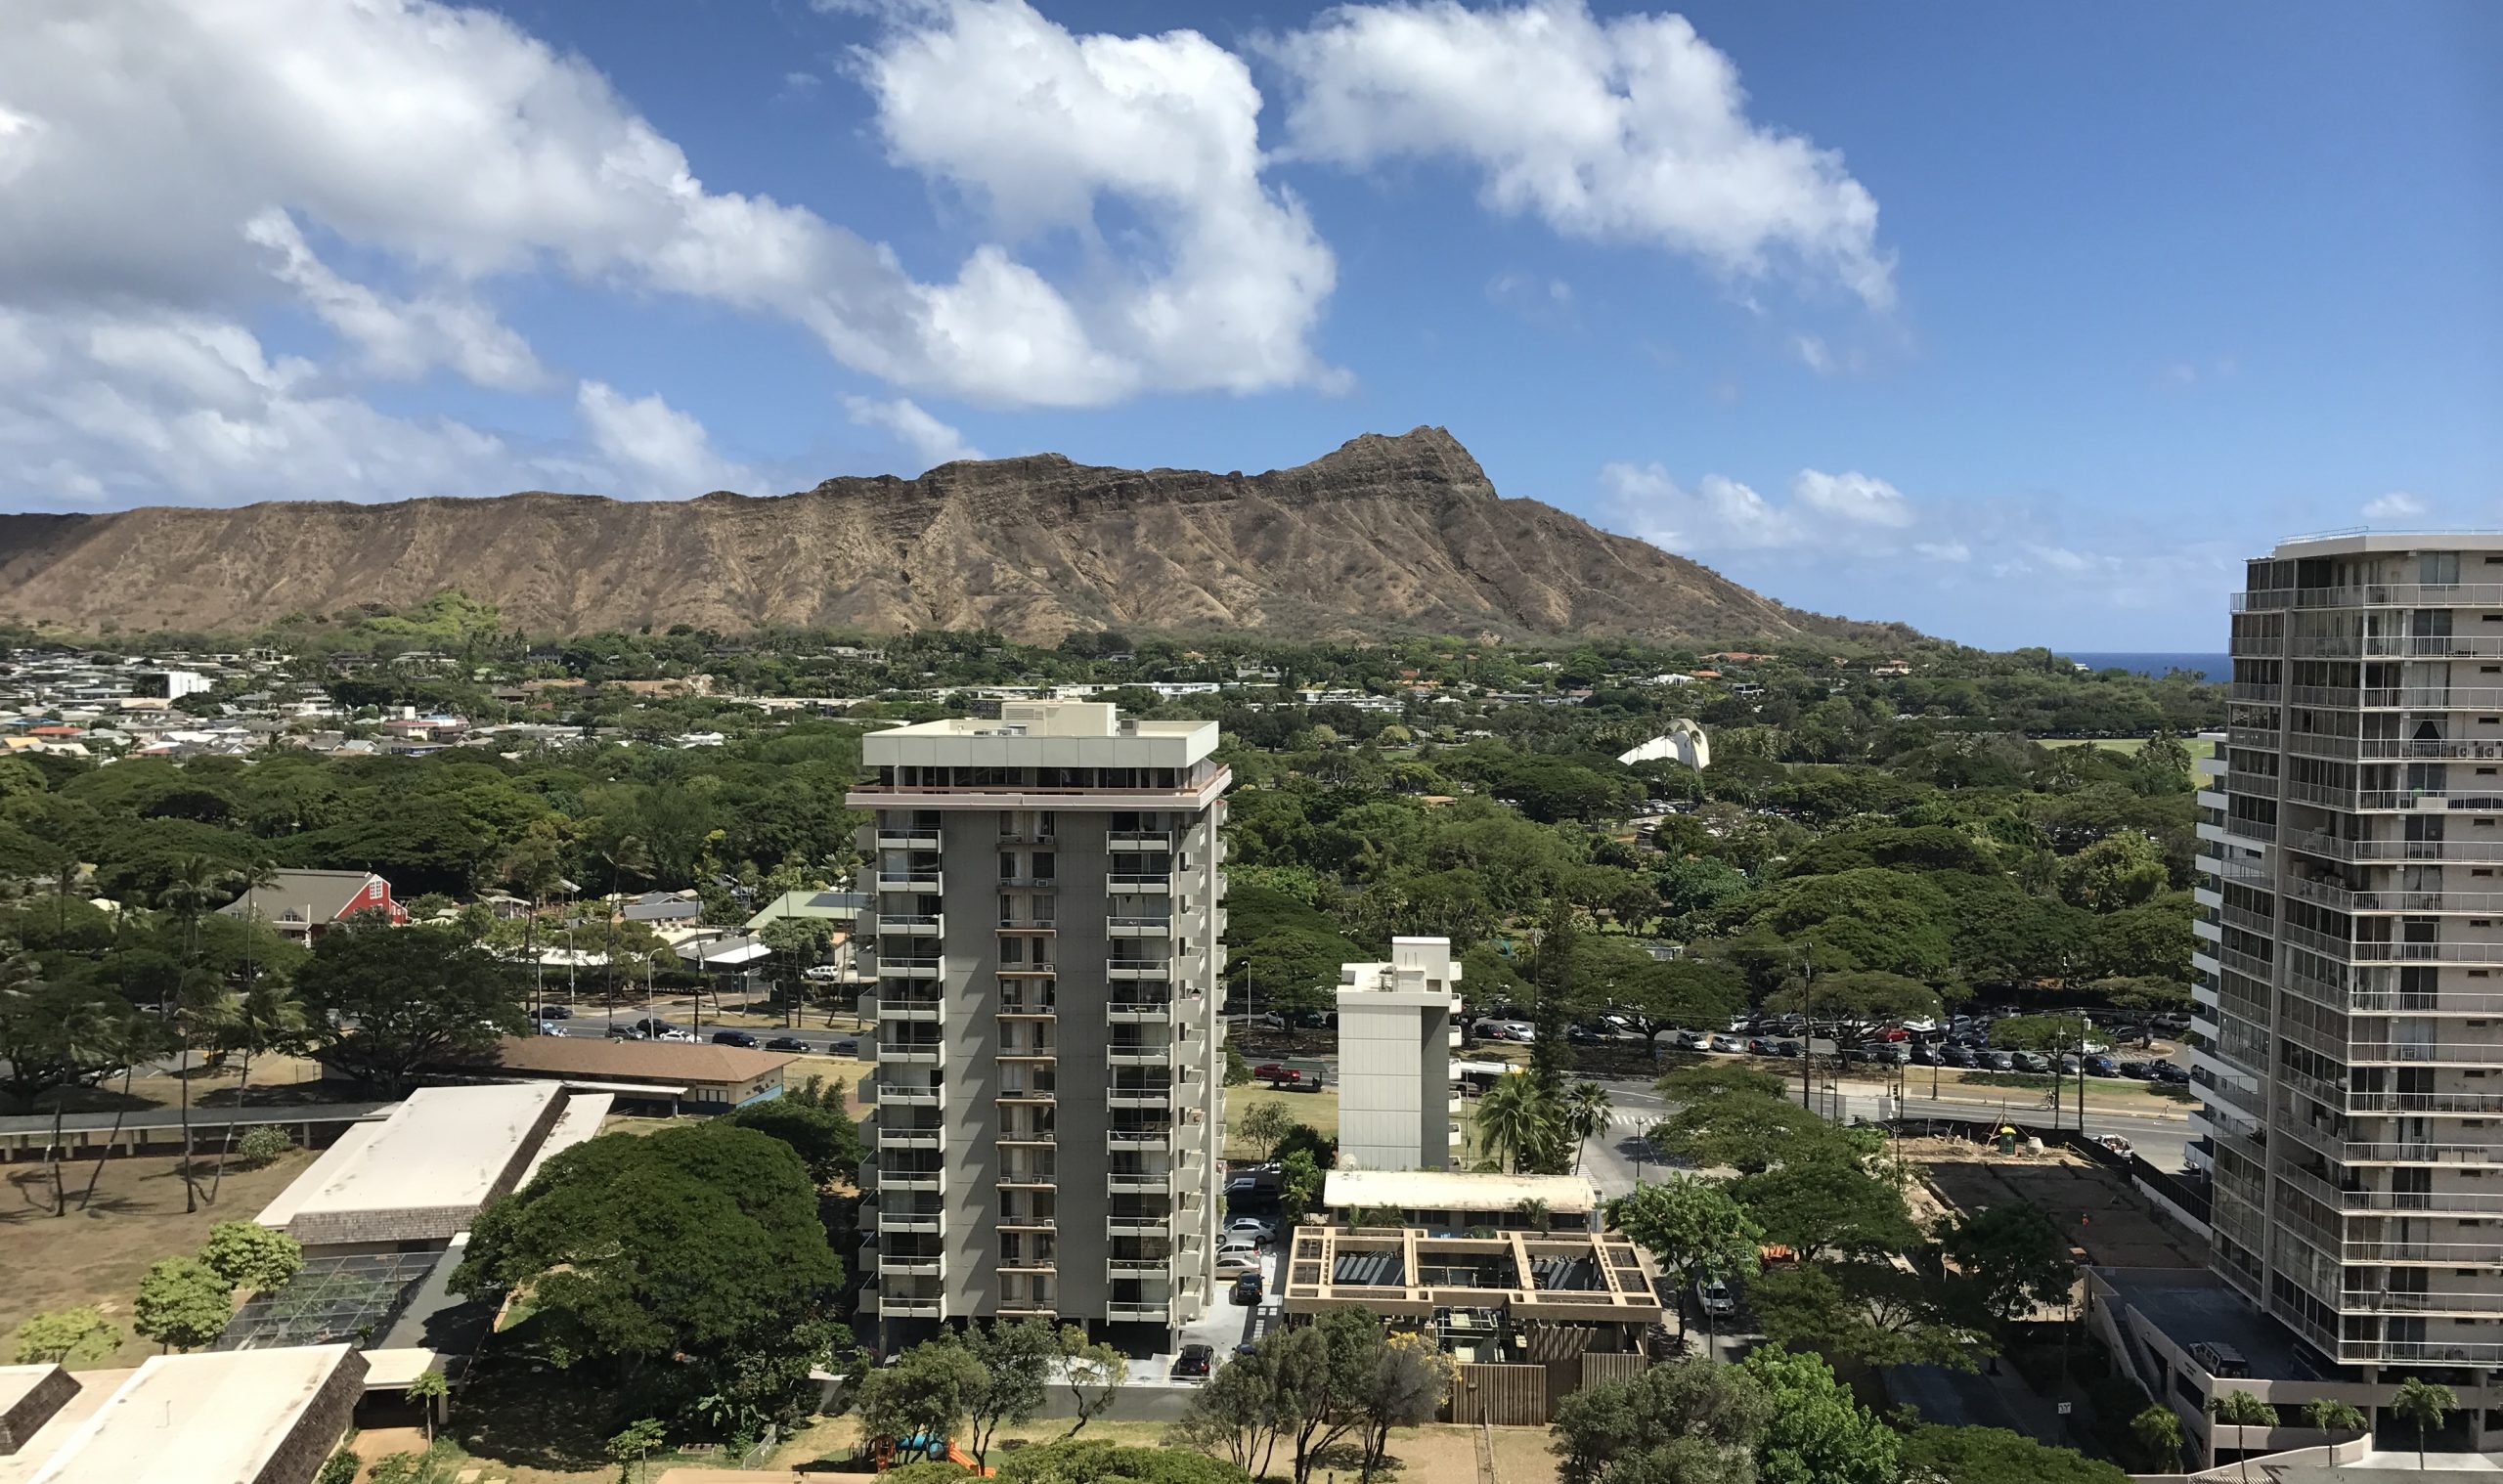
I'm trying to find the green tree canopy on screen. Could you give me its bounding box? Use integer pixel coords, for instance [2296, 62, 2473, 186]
[454, 1122, 844, 1427]
[294, 920, 528, 1094]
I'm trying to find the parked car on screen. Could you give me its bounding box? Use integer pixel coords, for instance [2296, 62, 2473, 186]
[1843, 1047, 1876, 1065]
[538, 1024, 568, 1036]
[1984, 1050, 2016, 1071]
[629, 1017, 675, 1037]
[1174, 1344, 1215, 1378]
[1943, 1044, 1979, 1068]
[1872, 1026, 1911, 1043]
[712, 1029, 760, 1048]
[533, 1005, 571, 1020]
[1910, 1043, 1941, 1066]
[1694, 1278, 1735, 1318]
[1772, 1040, 1803, 1058]
[2117, 1060, 2152, 1079]
[2056, 1054, 2082, 1074]
[802, 965, 844, 982]
[2085, 1054, 2119, 1076]
[2154, 1061, 2192, 1084]
[1709, 1034, 1744, 1054]
[826, 1037, 859, 1056]
[765, 1035, 809, 1052]
[2013, 1051, 2051, 1073]
[658, 1029, 699, 1043]
[1233, 1272, 1265, 1305]
[1875, 1044, 1910, 1066]
[1215, 1250, 1261, 1276]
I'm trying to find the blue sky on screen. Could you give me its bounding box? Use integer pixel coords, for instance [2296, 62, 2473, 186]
[3, 1, 2496, 648]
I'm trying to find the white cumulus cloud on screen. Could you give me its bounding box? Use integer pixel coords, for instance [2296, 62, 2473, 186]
[1792, 468, 1911, 528]
[244, 210, 547, 390]
[2363, 491, 2426, 522]
[577, 382, 753, 499]
[844, 395, 985, 468]
[1264, 0, 1893, 307]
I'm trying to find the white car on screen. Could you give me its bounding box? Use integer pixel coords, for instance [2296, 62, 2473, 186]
[1899, 1016, 1940, 1034]
[658, 1028, 699, 1043]
[1695, 1279, 1735, 1317]
[1226, 1217, 1277, 1241]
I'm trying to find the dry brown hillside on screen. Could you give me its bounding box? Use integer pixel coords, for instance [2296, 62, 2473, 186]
[0, 427, 1912, 646]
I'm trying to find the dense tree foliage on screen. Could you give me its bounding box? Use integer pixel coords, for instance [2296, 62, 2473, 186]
[454, 1122, 845, 1431]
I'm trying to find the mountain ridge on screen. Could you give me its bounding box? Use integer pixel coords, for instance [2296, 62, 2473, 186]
[0, 427, 1914, 647]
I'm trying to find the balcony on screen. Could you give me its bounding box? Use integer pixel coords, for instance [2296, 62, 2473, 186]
[1107, 872, 1170, 894]
[878, 1202, 945, 1234]
[1109, 994, 1171, 1023]
[998, 1167, 1059, 1190]
[879, 1119, 946, 1150]
[2240, 582, 2503, 610]
[997, 1080, 1057, 1103]
[879, 1251, 945, 1278]
[876, 828, 943, 850]
[997, 996, 1058, 1018]
[877, 994, 944, 1022]
[1109, 1039, 1172, 1067]
[997, 1255, 1059, 1275]
[1107, 959, 1171, 981]
[877, 1080, 945, 1108]
[1108, 1081, 1178, 1108]
[1110, 1252, 1172, 1273]
[878, 871, 944, 894]
[997, 962, 1058, 979]
[998, 828, 1058, 846]
[996, 875, 1058, 890]
[998, 1125, 1057, 1147]
[1108, 1213, 1170, 1234]
[877, 1294, 946, 1318]
[878, 955, 944, 979]
[1107, 917, 1173, 938]
[1107, 831, 1174, 851]
[998, 1212, 1057, 1231]
[1106, 1300, 1169, 1323]
[998, 915, 1057, 932]
[879, 1163, 946, 1193]
[997, 1042, 1059, 1063]
[1109, 1124, 1174, 1153]
[1109, 1163, 1173, 1192]
[880, 913, 944, 936]
[879, 1037, 945, 1065]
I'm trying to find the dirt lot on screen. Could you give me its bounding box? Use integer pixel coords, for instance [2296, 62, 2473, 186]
[0, 1146, 311, 1368]
[1917, 1146, 2206, 1271]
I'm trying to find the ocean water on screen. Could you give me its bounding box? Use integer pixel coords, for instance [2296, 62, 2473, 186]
[2065, 652, 2231, 683]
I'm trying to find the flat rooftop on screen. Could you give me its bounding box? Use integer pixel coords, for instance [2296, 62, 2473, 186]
[21, 1346, 359, 1484]
[2266, 530, 2503, 558]
[2099, 1268, 2310, 1380]
[257, 1083, 558, 1233]
[1324, 1169, 1601, 1214]
[483, 1036, 794, 1089]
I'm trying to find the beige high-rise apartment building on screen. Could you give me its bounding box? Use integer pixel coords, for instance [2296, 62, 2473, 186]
[847, 702, 1229, 1351]
[2199, 534, 2503, 1372]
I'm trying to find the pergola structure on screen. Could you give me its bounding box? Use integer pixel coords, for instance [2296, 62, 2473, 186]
[1279, 1225, 1663, 1336]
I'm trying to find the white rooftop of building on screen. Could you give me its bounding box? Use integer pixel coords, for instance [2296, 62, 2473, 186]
[862, 701, 1216, 764]
[20, 1346, 354, 1484]
[1324, 1168, 1602, 1214]
[256, 1082, 559, 1231]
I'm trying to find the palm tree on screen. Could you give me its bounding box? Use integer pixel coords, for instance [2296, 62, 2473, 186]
[231, 857, 281, 993]
[39, 993, 122, 1217]
[2129, 1404, 2184, 1473]
[502, 839, 566, 1016]
[1472, 1074, 1556, 1174]
[206, 980, 307, 1205]
[167, 966, 227, 1213]
[2391, 1376, 2455, 1470]
[2304, 1399, 2366, 1437]
[2208, 1390, 2276, 1484]
[596, 835, 652, 1004]
[1561, 1080, 1612, 1173]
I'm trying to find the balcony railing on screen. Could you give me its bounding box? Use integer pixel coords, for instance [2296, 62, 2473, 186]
[998, 915, 1057, 931]
[1107, 959, 1171, 980]
[879, 914, 944, 934]
[877, 995, 944, 1021]
[877, 1081, 945, 1107]
[2240, 582, 2503, 610]
[877, 872, 943, 893]
[878, 1203, 945, 1232]
[1106, 1301, 1169, 1322]
[1107, 831, 1174, 851]
[876, 828, 942, 849]
[1107, 916, 1174, 937]
[877, 955, 944, 978]
[2288, 636, 2503, 660]
[1107, 872, 1171, 891]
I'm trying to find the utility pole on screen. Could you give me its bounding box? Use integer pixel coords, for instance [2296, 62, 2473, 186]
[1799, 952, 1816, 1112]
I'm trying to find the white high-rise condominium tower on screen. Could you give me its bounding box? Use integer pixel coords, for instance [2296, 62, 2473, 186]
[848, 701, 1229, 1350]
[2202, 534, 2503, 1371]
[1334, 937, 1465, 1172]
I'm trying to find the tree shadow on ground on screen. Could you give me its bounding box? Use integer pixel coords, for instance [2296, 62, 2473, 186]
[448, 1339, 623, 1474]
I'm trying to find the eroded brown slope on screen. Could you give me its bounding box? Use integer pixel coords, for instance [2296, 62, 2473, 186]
[0, 427, 1908, 645]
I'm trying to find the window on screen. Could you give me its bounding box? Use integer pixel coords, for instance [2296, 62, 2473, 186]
[1033, 851, 1055, 881]
[1000, 852, 1017, 881]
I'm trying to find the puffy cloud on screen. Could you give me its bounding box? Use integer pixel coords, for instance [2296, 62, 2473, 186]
[577, 382, 754, 499]
[1792, 468, 1910, 528]
[1602, 461, 1799, 549]
[0, 305, 518, 508]
[244, 211, 546, 390]
[1264, 0, 1892, 306]
[2363, 491, 2426, 522]
[859, 0, 1341, 402]
[843, 395, 985, 468]
[0, 0, 1341, 413]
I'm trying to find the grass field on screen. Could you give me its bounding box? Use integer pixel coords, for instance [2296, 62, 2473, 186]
[0, 1147, 311, 1369]
[2037, 735, 2218, 760]
[1222, 1082, 1340, 1158]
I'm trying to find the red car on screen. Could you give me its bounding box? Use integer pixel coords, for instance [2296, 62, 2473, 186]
[1252, 1064, 1302, 1084]
[1873, 1026, 1910, 1043]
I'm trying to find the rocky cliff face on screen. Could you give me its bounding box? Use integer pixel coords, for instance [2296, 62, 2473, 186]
[0, 427, 1910, 645]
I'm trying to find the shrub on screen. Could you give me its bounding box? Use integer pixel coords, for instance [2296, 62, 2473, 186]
[237, 1124, 295, 1168]
[12, 1306, 120, 1366]
[315, 1450, 361, 1484]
